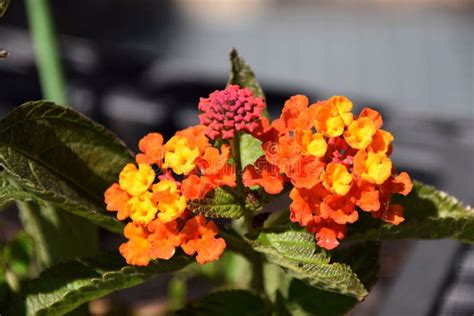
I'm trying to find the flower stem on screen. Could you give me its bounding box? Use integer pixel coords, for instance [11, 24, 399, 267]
[25, 0, 67, 104]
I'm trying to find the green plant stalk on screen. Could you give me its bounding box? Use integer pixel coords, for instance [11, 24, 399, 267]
[21, 0, 98, 275]
[25, 0, 66, 104]
[168, 277, 187, 311]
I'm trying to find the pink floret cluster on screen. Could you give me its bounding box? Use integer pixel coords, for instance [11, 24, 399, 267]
[198, 85, 266, 140]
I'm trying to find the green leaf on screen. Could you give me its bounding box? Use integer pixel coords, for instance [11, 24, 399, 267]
[227, 49, 266, 170]
[5, 252, 192, 316]
[285, 279, 358, 316]
[3, 232, 34, 278]
[177, 289, 267, 316]
[18, 201, 99, 269]
[265, 241, 379, 316]
[248, 225, 369, 301]
[0, 0, 10, 17]
[0, 101, 133, 233]
[227, 48, 264, 99]
[0, 174, 36, 209]
[240, 133, 264, 169]
[348, 181, 474, 242]
[188, 188, 243, 219]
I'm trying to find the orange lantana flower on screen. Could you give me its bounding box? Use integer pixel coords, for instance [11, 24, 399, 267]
[242, 157, 284, 194]
[307, 217, 347, 250]
[147, 218, 181, 260]
[180, 215, 226, 265]
[104, 183, 131, 220]
[119, 222, 152, 266]
[289, 184, 329, 226]
[136, 133, 165, 166]
[176, 125, 210, 154]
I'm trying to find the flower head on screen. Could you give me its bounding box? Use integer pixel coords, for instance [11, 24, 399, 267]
[198, 85, 266, 140]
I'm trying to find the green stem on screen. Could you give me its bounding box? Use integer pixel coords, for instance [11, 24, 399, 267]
[25, 0, 67, 104]
[230, 134, 244, 192]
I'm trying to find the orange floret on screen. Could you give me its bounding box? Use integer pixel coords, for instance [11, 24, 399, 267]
[372, 204, 405, 225]
[272, 95, 310, 132]
[391, 172, 413, 196]
[119, 222, 151, 266]
[263, 135, 324, 189]
[307, 217, 347, 250]
[314, 96, 353, 137]
[196, 145, 236, 188]
[136, 133, 165, 166]
[104, 183, 131, 220]
[359, 107, 383, 129]
[180, 215, 226, 265]
[320, 194, 358, 224]
[147, 218, 181, 260]
[368, 129, 394, 154]
[176, 125, 210, 154]
[289, 184, 329, 226]
[181, 175, 214, 200]
[355, 180, 381, 212]
[242, 157, 284, 194]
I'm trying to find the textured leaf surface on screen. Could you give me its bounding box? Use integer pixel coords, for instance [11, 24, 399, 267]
[249, 225, 369, 300]
[188, 188, 243, 219]
[228, 48, 264, 98]
[7, 252, 191, 316]
[0, 174, 36, 208]
[177, 290, 267, 316]
[348, 181, 474, 242]
[0, 101, 133, 233]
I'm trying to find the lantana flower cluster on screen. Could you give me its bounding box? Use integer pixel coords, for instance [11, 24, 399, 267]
[105, 84, 413, 266]
[244, 95, 413, 250]
[105, 125, 235, 266]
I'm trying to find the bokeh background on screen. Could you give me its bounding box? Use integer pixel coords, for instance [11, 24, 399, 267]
[0, 0, 473, 315]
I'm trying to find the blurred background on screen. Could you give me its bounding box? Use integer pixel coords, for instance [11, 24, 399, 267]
[0, 0, 473, 315]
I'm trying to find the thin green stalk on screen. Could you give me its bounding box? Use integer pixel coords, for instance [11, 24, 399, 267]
[25, 0, 67, 104]
[22, 0, 98, 278]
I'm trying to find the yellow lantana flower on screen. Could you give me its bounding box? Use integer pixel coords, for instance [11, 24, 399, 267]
[314, 96, 354, 137]
[119, 163, 155, 196]
[296, 130, 327, 158]
[354, 150, 392, 185]
[344, 117, 377, 150]
[162, 136, 199, 175]
[322, 162, 353, 196]
[128, 191, 158, 225]
[153, 180, 187, 223]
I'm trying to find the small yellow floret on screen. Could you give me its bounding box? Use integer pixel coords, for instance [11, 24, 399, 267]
[153, 180, 187, 223]
[128, 192, 158, 225]
[344, 117, 376, 150]
[365, 152, 392, 184]
[330, 96, 353, 126]
[119, 163, 155, 196]
[296, 130, 327, 158]
[162, 136, 199, 175]
[306, 133, 327, 158]
[322, 162, 352, 196]
[314, 96, 353, 137]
